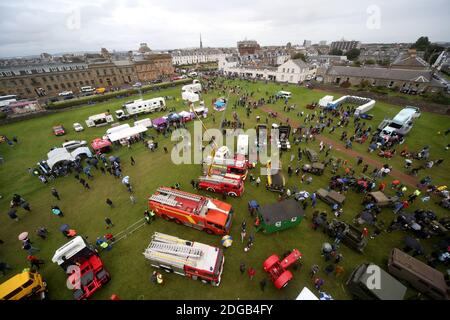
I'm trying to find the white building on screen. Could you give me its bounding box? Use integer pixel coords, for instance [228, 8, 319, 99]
[220, 59, 316, 84]
[171, 49, 233, 66]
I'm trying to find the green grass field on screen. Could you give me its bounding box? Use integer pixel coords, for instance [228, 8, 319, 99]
[0, 78, 448, 300]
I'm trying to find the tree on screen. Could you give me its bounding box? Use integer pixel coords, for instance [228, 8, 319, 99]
[353, 60, 362, 67]
[424, 44, 444, 65]
[411, 36, 431, 51]
[365, 59, 376, 65]
[347, 48, 361, 61]
[292, 53, 306, 62]
[330, 49, 343, 56]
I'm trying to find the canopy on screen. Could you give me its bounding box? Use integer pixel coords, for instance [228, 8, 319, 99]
[18, 232, 29, 241]
[152, 117, 167, 127]
[46, 147, 92, 169]
[296, 287, 319, 300]
[91, 138, 112, 151]
[108, 125, 147, 142]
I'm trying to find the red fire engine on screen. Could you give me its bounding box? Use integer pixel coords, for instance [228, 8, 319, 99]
[263, 249, 302, 289]
[197, 173, 245, 197]
[51, 236, 111, 300]
[143, 232, 225, 286]
[148, 187, 233, 235]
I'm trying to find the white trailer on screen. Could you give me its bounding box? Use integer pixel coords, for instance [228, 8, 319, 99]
[85, 113, 114, 128]
[123, 97, 166, 115]
[134, 118, 152, 128]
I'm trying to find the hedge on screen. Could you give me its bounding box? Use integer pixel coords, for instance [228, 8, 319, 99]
[46, 79, 193, 110]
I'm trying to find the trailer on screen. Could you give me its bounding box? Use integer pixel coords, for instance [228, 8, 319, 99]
[263, 249, 302, 289]
[143, 232, 224, 286]
[51, 236, 110, 300]
[85, 113, 114, 128]
[123, 97, 166, 115]
[148, 187, 233, 235]
[197, 174, 244, 197]
[237, 134, 249, 156]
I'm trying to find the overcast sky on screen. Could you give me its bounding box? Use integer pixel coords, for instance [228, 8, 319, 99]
[0, 0, 449, 57]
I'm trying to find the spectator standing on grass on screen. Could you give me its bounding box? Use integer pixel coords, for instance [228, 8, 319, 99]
[314, 277, 324, 290]
[105, 217, 114, 229]
[27, 255, 44, 270]
[335, 265, 345, 277]
[247, 267, 256, 280]
[51, 187, 60, 200]
[130, 194, 137, 204]
[310, 264, 320, 278]
[259, 279, 267, 291]
[256, 177, 261, 187]
[130, 156, 136, 166]
[23, 242, 39, 255]
[36, 227, 48, 240]
[7, 209, 19, 222]
[240, 262, 246, 275]
[106, 198, 114, 208]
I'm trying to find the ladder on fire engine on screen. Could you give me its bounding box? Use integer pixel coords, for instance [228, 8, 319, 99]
[143, 233, 204, 269]
[156, 187, 203, 203]
[199, 175, 238, 186]
[149, 194, 179, 207]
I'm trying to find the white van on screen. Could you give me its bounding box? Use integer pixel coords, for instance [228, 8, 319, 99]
[276, 91, 292, 99]
[80, 86, 95, 93]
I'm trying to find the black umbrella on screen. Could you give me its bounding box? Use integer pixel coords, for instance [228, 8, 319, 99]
[59, 224, 70, 232]
[404, 236, 424, 252]
[360, 211, 374, 224]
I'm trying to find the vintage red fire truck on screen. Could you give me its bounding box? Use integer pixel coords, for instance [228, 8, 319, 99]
[263, 249, 302, 289]
[197, 173, 245, 197]
[143, 232, 225, 286]
[148, 187, 233, 235]
[51, 236, 111, 300]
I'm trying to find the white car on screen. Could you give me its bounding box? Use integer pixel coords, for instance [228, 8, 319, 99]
[62, 140, 87, 151]
[132, 82, 142, 88]
[73, 123, 84, 132]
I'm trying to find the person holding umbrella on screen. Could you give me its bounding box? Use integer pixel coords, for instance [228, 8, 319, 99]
[51, 187, 60, 200]
[27, 255, 44, 270]
[51, 206, 64, 217]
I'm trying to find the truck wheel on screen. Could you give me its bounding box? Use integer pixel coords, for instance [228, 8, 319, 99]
[161, 215, 171, 221]
[228, 192, 237, 197]
[207, 187, 215, 193]
[205, 229, 214, 235]
[174, 219, 182, 225]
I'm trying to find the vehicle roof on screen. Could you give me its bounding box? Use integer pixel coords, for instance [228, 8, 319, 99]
[392, 108, 418, 123]
[52, 236, 87, 265]
[0, 272, 32, 298]
[369, 191, 390, 203]
[259, 199, 304, 224]
[390, 248, 448, 292]
[358, 263, 407, 300]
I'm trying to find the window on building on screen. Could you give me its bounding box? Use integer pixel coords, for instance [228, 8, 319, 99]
[290, 75, 293, 82]
[282, 68, 285, 73]
[42, 77, 47, 82]
[54, 84, 59, 90]
[61, 83, 66, 89]
[73, 82, 77, 87]
[47, 85, 52, 90]
[79, 81, 83, 86]
[49, 76, 54, 81]
[26, 87, 31, 94]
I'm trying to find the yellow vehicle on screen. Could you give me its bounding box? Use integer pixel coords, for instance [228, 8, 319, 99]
[95, 87, 106, 94]
[0, 271, 47, 300]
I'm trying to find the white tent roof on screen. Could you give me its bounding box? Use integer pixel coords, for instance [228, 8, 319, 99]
[108, 125, 148, 142]
[107, 123, 130, 135]
[46, 147, 92, 169]
[296, 287, 319, 300]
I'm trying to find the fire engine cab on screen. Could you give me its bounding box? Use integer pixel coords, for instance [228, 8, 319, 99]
[197, 174, 244, 197]
[51, 236, 111, 300]
[148, 187, 233, 235]
[143, 232, 225, 286]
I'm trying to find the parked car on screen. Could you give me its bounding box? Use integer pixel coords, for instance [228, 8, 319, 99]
[302, 163, 324, 176]
[132, 82, 142, 88]
[325, 219, 367, 253]
[73, 123, 84, 132]
[62, 140, 87, 151]
[52, 125, 66, 136]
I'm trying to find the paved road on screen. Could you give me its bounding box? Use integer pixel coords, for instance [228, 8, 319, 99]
[260, 105, 419, 187]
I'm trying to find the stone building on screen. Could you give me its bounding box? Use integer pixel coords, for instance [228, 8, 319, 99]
[323, 65, 445, 93]
[0, 53, 173, 99]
